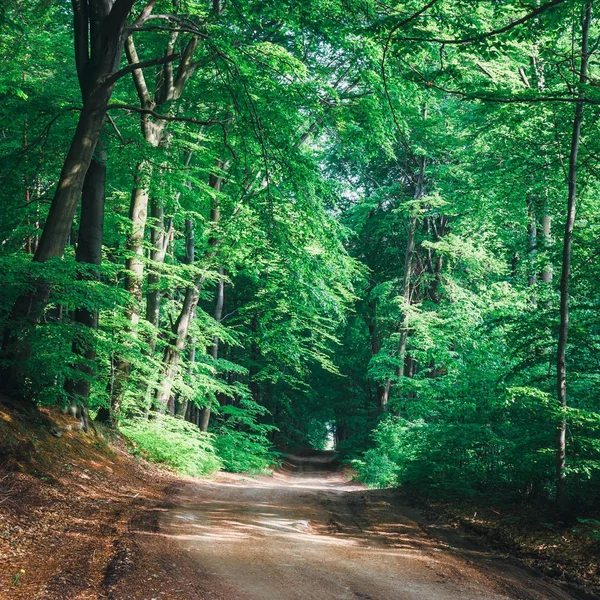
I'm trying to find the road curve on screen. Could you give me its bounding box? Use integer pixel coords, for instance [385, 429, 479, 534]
[114, 452, 586, 600]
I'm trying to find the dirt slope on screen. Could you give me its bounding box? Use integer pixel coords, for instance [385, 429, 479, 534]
[1, 408, 596, 600]
[109, 452, 593, 600]
[0, 405, 178, 600]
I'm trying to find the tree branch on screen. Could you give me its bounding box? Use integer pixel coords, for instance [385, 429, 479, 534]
[104, 51, 180, 91]
[71, 0, 90, 96]
[123, 36, 153, 106]
[107, 104, 237, 158]
[173, 36, 201, 99]
[400, 0, 566, 46]
[381, 0, 441, 163]
[132, 0, 157, 27]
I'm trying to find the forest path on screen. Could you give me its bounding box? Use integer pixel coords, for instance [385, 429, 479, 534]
[111, 452, 584, 600]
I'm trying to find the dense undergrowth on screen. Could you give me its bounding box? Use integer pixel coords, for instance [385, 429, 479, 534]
[120, 414, 277, 477]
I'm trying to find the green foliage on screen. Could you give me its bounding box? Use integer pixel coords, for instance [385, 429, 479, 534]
[213, 396, 278, 473]
[120, 415, 222, 477]
[213, 430, 276, 474]
[2, 0, 600, 516]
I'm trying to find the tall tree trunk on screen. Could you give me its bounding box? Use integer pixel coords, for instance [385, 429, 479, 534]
[396, 212, 417, 381]
[527, 196, 537, 289]
[380, 151, 425, 412]
[154, 163, 227, 411]
[125, 165, 151, 326]
[177, 219, 197, 420]
[365, 298, 390, 411]
[108, 166, 150, 420]
[199, 267, 225, 432]
[175, 345, 195, 418]
[145, 148, 192, 341]
[541, 214, 553, 283]
[64, 144, 107, 429]
[146, 202, 172, 342]
[0, 0, 138, 398]
[109, 34, 202, 416]
[556, 0, 591, 513]
[154, 281, 203, 408]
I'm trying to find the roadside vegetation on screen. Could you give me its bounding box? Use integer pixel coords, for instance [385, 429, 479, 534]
[2, 1, 600, 587]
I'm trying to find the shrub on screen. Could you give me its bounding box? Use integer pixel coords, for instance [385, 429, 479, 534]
[120, 415, 222, 477]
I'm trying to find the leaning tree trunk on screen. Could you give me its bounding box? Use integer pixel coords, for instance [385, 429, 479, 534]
[556, 0, 591, 513]
[154, 280, 203, 408]
[154, 165, 226, 411]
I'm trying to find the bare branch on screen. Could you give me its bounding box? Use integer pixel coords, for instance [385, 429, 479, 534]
[106, 113, 126, 144]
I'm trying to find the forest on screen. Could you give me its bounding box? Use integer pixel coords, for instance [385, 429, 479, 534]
[2, 0, 600, 520]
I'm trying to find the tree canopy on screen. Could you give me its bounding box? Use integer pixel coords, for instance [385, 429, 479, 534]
[1, 0, 600, 512]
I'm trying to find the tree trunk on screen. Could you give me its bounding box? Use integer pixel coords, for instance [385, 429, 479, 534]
[125, 165, 151, 326]
[64, 145, 107, 429]
[155, 278, 203, 409]
[556, 0, 591, 513]
[541, 214, 553, 283]
[527, 196, 537, 295]
[199, 267, 225, 432]
[107, 166, 150, 420]
[396, 213, 417, 381]
[381, 150, 424, 412]
[154, 163, 226, 412]
[0, 0, 138, 398]
[146, 202, 172, 343]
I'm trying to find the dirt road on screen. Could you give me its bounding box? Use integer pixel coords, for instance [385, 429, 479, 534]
[109, 452, 589, 600]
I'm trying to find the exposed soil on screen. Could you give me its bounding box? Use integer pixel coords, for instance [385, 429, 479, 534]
[1, 407, 598, 600]
[0, 405, 180, 599]
[413, 498, 600, 595]
[109, 452, 596, 600]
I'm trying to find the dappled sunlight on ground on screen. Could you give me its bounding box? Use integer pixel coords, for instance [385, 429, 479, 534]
[130, 452, 559, 600]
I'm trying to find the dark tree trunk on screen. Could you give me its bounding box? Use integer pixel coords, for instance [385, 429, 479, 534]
[64, 146, 107, 429]
[556, 0, 591, 513]
[1, 0, 138, 398]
